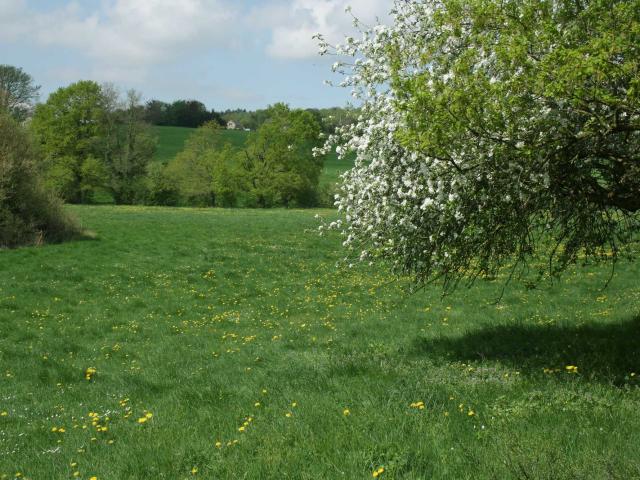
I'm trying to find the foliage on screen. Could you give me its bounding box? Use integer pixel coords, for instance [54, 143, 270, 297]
[0, 204, 639, 478]
[31, 81, 155, 204]
[318, 0, 640, 290]
[158, 105, 326, 208]
[162, 122, 229, 206]
[144, 99, 224, 128]
[0, 64, 40, 122]
[104, 90, 157, 204]
[0, 114, 78, 247]
[239, 103, 325, 207]
[221, 106, 358, 133]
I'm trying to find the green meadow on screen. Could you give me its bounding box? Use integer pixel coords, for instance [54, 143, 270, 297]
[0, 206, 639, 479]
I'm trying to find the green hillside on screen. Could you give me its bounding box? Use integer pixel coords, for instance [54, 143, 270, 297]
[151, 126, 250, 164]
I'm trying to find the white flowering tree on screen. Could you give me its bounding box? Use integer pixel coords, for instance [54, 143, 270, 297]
[316, 0, 640, 291]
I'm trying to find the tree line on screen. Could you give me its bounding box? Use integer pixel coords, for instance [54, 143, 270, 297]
[141, 99, 358, 133]
[1, 64, 334, 236]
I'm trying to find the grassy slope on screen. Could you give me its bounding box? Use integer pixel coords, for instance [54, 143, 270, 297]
[152, 125, 355, 187]
[0, 205, 638, 479]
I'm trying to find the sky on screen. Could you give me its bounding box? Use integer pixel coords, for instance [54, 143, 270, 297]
[0, 0, 392, 111]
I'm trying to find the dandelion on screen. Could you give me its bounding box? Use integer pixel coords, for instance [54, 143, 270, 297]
[137, 417, 148, 424]
[410, 401, 425, 410]
[85, 367, 97, 380]
[468, 410, 475, 416]
[215, 441, 222, 448]
[285, 412, 292, 418]
[89, 477, 97, 480]
[565, 365, 578, 374]
[343, 408, 351, 416]
[191, 467, 198, 475]
[372, 466, 385, 477]
[0, 411, 7, 416]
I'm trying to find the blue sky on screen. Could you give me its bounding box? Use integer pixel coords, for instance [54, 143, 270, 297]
[0, 0, 390, 110]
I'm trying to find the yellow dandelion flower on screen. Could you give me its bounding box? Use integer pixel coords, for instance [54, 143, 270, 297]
[73, 472, 80, 478]
[215, 441, 222, 448]
[145, 412, 153, 419]
[191, 467, 198, 475]
[137, 417, 148, 424]
[468, 410, 475, 416]
[89, 477, 98, 480]
[254, 402, 261, 407]
[372, 466, 385, 477]
[343, 408, 351, 416]
[238, 426, 246, 432]
[565, 365, 578, 374]
[0, 411, 7, 416]
[285, 412, 292, 418]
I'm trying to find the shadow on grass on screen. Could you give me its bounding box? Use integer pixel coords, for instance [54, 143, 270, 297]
[413, 316, 640, 384]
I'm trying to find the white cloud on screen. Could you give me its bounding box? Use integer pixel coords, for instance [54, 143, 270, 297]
[253, 0, 392, 60]
[0, 0, 238, 81]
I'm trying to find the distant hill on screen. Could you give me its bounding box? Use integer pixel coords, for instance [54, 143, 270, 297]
[151, 126, 249, 163]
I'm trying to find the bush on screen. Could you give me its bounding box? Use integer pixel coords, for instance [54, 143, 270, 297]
[0, 114, 79, 248]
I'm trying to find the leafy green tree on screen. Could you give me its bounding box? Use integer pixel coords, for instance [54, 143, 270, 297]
[31, 82, 155, 203]
[0, 65, 40, 122]
[0, 114, 78, 247]
[164, 122, 226, 206]
[320, 0, 640, 290]
[104, 90, 156, 204]
[240, 103, 324, 207]
[31, 81, 108, 202]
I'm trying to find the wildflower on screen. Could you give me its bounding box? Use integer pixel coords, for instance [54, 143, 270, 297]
[215, 441, 222, 448]
[467, 410, 475, 416]
[410, 401, 425, 410]
[291, 402, 297, 407]
[90, 477, 97, 480]
[372, 466, 385, 477]
[343, 408, 351, 416]
[254, 402, 261, 407]
[565, 365, 578, 374]
[285, 412, 292, 418]
[0, 411, 7, 416]
[85, 367, 97, 380]
[191, 467, 198, 475]
[137, 417, 148, 424]
[73, 473, 80, 478]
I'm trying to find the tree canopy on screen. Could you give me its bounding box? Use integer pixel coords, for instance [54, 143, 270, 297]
[318, 0, 640, 290]
[31, 81, 155, 204]
[0, 65, 40, 122]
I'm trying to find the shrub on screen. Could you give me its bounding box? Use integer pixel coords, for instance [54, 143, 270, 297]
[0, 114, 79, 248]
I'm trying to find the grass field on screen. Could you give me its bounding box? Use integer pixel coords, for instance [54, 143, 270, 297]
[1, 206, 639, 479]
[152, 125, 355, 189]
